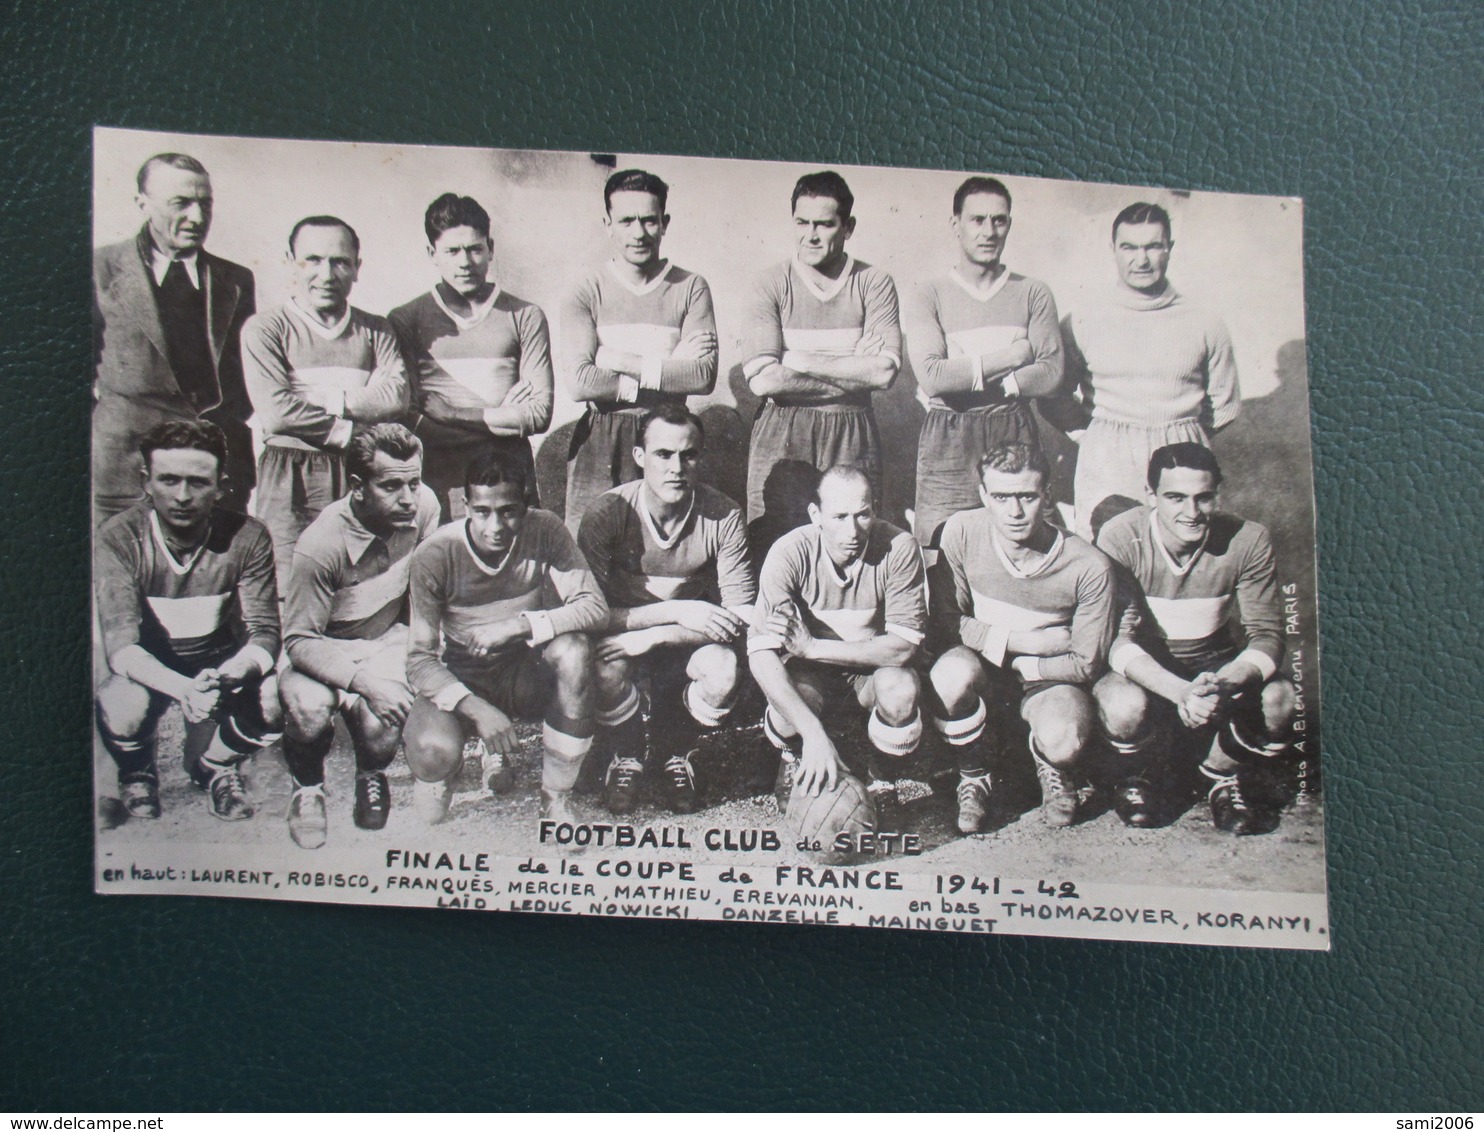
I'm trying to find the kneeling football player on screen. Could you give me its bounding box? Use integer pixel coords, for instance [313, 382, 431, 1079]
[403, 450, 607, 826]
[927, 443, 1117, 834]
[578, 402, 756, 814]
[749, 465, 928, 827]
[1093, 443, 1297, 833]
[279, 424, 441, 849]
[95, 421, 283, 823]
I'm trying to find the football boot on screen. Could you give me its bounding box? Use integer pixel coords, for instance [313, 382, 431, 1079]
[120, 774, 162, 821]
[287, 785, 328, 849]
[208, 767, 255, 821]
[660, 751, 701, 814]
[955, 772, 993, 835]
[353, 771, 391, 830]
[1034, 756, 1080, 828]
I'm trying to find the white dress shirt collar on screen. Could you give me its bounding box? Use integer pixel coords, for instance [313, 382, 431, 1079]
[149, 245, 201, 289]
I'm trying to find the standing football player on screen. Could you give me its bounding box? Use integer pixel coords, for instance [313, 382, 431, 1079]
[403, 450, 606, 826]
[244, 216, 411, 593]
[749, 465, 927, 821]
[1058, 202, 1240, 539]
[95, 420, 282, 822]
[905, 176, 1064, 547]
[561, 169, 718, 532]
[389, 193, 553, 521]
[1094, 443, 1296, 833]
[278, 424, 440, 849]
[927, 443, 1117, 834]
[579, 402, 756, 815]
[741, 171, 901, 555]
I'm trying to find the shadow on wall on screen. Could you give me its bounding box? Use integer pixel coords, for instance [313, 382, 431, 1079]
[700, 398, 751, 510]
[1211, 339, 1315, 571]
[1209, 337, 1320, 727]
[725, 359, 926, 535]
[875, 360, 926, 529]
[536, 420, 578, 521]
[534, 403, 753, 527]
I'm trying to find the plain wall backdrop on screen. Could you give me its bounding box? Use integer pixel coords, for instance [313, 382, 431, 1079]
[94, 128, 1308, 522]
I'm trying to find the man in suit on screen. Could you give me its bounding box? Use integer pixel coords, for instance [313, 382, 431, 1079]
[93, 153, 256, 524]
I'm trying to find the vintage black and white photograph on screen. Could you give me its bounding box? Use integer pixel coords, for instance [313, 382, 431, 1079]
[92, 126, 1327, 948]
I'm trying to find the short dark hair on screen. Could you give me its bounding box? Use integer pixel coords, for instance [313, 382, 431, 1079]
[289, 215, 360, 257]
[638, 401, 705, 449]
[1112, 201, 1172, 243]
[140, 419, 228, 475]
[464, 448, 531, 498]
[791, 171, 854, 220]
[1147, 442, 1222, 491]
[977, 442, 1051, 486]
[953, 176, 1012, 216]
[136, 153, 208, 194]
[605, 169, 669, 213]
[812, 463, 872, 505]
[346, 423, 422, 484]
[424, 192, 491, 245]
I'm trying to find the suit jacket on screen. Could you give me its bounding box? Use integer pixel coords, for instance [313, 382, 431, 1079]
[92, 227, 256, 520]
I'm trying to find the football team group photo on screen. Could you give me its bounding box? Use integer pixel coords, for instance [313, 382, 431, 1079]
[91, 129, 1324, 893]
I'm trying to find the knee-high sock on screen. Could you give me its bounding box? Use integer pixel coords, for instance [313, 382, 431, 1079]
[868, 708, 922, 759]
[96, 705, 156, 779]
[931, 697, 988, 776]
[284, 729, 334, 788]
[762, 706, 801, 756]
[202, 702, 284, 773]
[542, 720, 595, 793]
[595, 683, 646, 764]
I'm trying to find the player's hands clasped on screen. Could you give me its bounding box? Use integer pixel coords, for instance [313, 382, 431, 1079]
[1178, 672, 1225, 729]
[179, 672, 222, 723]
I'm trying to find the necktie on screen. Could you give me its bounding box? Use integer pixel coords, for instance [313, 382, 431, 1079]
[161, 256, 194, 294]
[156, 257, 215, 408]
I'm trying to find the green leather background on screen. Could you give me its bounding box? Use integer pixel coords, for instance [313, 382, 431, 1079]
[3, 0, 1479, 1111]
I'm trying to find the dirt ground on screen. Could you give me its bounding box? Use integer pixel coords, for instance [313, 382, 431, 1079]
[97, 701, 1327, 896]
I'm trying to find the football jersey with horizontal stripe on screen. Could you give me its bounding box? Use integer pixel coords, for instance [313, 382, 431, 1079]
[560, 261, 717, 406]
[741, 258, 902, 408]
[95, 503, 280, 672]
[1096, 506, 1283, 672]
[407, 509, 608, 704]
[577, 480, 755, 611]
[388, 287, 552, 435]
[750, 520, 925, 654]
[931, 509, 1116, 687]
[904, 270, 1063, 411]
[282, 485, 441, 689]
[243, 302, 409, 452]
